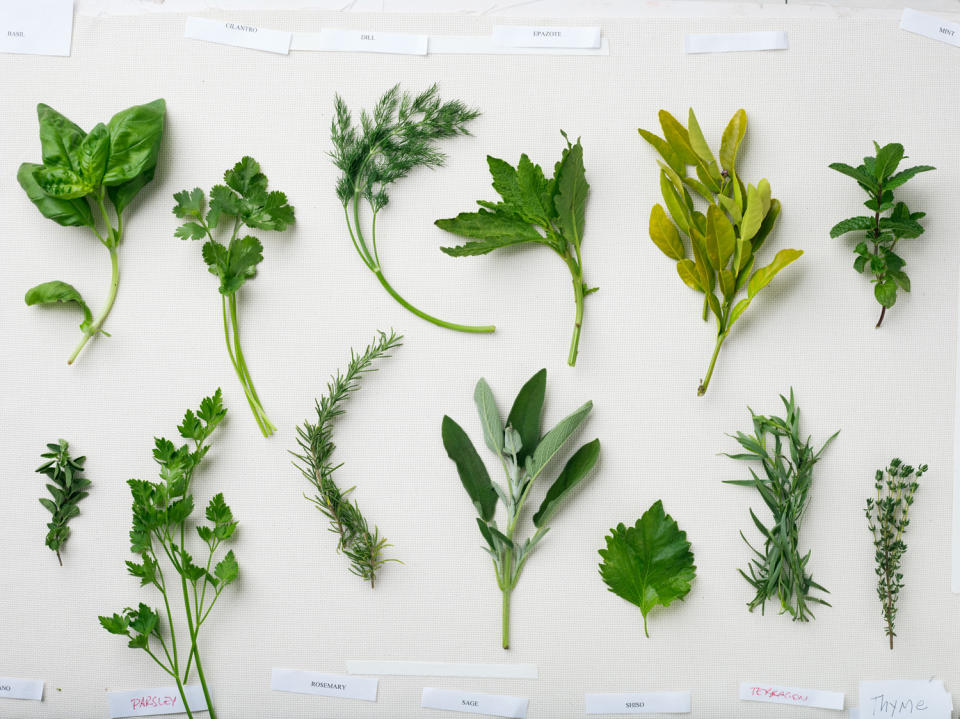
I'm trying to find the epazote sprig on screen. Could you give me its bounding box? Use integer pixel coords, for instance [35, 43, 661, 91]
[724, 389, 838, 622]
[865, 458, 925, 649]
[330, 84, 493, 334]
[292, 330, 403, 588]
[36, 439, 91, 566]
[829, 143, 934, 327]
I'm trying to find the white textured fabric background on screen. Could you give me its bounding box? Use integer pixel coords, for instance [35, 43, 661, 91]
[1, 9, 959, 719]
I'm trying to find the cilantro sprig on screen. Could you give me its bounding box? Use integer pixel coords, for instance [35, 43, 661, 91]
[173, 157, 295, 437]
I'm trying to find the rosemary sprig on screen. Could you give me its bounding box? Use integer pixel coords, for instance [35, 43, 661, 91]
[36, 439, 91, 565]
[724, 389, 838, 621]
[865, 458, 925, 649]
[330, 84, 493, 334]
[293, 330, 403, 587]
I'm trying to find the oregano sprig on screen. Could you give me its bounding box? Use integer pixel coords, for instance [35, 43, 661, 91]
[829, 143, 934, 327]
[330, 84, 494, 334]
[865, 458, 925, 649]
[436, 132, 596, 366]
[724, 389, 838, 621]
[35, 439, 91, 566]
[292, 330, 403, 587]
[640, 109, 802, 395]
[173, 157, 295, 437]
[99, 390, 236, 719]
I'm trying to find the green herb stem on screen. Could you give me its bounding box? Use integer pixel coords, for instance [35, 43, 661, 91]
[501, 586, 512, 650]
[227, 293, 275, 436]
[699, 329, 727, 396]
[373, 268, 494, 334]
[565, 255, 585, 367]
[68, 241, 119, 365]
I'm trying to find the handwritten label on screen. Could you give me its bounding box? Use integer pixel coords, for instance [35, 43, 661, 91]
[106, 685, 207, 718]
[492, 25, 601, 49]
[184, 17, 291, 55]
[858, 681, 952, 719]
[585, 691, 691, 714]
[0, 677, 43, 701]
[291, 29, 428, 55]
[422, 688, 528, 718]
[900, 9, 960, 49]
[739, 683, 844, 710]
[270, 669, 377, 702]
[0, 0, 73, 56]
[346, 660, 537, 679]
[685, 30, 788, 54]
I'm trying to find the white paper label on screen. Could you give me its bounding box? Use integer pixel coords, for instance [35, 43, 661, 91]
[292, 29, 427, 55]
[270, 669, 377, 702]
[685, 30, 788, 53]
[0, 0, 73, 57]
[0, 677, 44, 701]
[107, 686, 207, 718]
[900, 9, 960, 49]
[740, 683, 844, 710]
[492, 25, 601, 49]
[422, 688, 528, 718]
[586, 691, 691, 714]
[184, 17, 291, 55]
[346, 660, 537, 679]
[858, 680, 952, 719]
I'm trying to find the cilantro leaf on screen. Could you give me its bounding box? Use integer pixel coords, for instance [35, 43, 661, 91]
[224, 156, 267, 197]
[598, 500, 696, 637]
[173, 188, 205, 219]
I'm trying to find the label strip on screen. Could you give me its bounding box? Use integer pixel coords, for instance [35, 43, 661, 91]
[428, 35, 609, 55]
[107, 685, 207, 718]
[0, 0, 73, 57]
[270, 669, 377, 702]
[740, 683, 844, 710]
[292, 29, 428, 55]
[491, 25, 602, 49]
[184, 17, 292, 55]
[422, 688, 528, 718]
[586, 691, 691, 714]
[901, 9, 960, 48]
[685, 30, 788, 53]
[0, 677, 44, 701]
[345, 660, 537, 679]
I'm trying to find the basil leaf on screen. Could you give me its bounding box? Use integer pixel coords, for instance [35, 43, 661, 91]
[37, 103, 86, 172]
[79, 123, 110, 187]
[25, 280, 93, 331]
[17, 163, 94, 227]
[102, 99, 166, 186]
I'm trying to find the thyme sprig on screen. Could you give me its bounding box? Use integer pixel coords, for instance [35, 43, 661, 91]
[865, 458, 925, 649]
[293, 330, 403, 587]
[330, 84, 493, 334]
[724, 389, 838, 621]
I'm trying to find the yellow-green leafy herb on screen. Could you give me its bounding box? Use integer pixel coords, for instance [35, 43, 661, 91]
[640, 109, 801, 395]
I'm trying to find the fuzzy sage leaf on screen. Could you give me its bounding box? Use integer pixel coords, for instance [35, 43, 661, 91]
[442, 369, 599, 648]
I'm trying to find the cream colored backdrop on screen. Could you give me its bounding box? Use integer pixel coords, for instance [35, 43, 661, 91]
[0, 9, 958, 719]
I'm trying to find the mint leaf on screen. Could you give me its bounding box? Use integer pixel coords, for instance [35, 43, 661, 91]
[599, 501, 696, 637]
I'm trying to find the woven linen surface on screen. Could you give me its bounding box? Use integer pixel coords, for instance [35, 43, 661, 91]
[0, 9, 958, 719]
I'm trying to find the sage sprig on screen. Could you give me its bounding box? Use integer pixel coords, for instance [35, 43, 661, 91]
[865, 458, 925, 649]
[640, 109, 802, 395]
[35, 439, 91, 566]
[442, 369, 599, 648]
[19, 100, 166, 363]
[330, 84, 493, 334]
[436, 132, 595, 366]
[724, 389, 837, 621]
[293, 330, 403, 587]
[829, 143, 934, 327]
[99, 390, 237, 719]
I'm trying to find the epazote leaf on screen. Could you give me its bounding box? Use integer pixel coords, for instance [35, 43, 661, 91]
[553, 134, 589, 246]
[532, 438, 600, 527]
[598, 500, 696, 637]
[437, 210, 545, 255]
[441, 415, 497, 521]
[25, 281, 93, 331]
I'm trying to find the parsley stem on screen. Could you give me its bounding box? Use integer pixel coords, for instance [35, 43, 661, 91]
[373, 269, 495, 334]
[68, 243, 119, 365]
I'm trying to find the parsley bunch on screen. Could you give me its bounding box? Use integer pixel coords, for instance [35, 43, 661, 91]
[330, 84, 493, 334]
[173, 157, 295, 437]
[99, 390, 237, 719]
